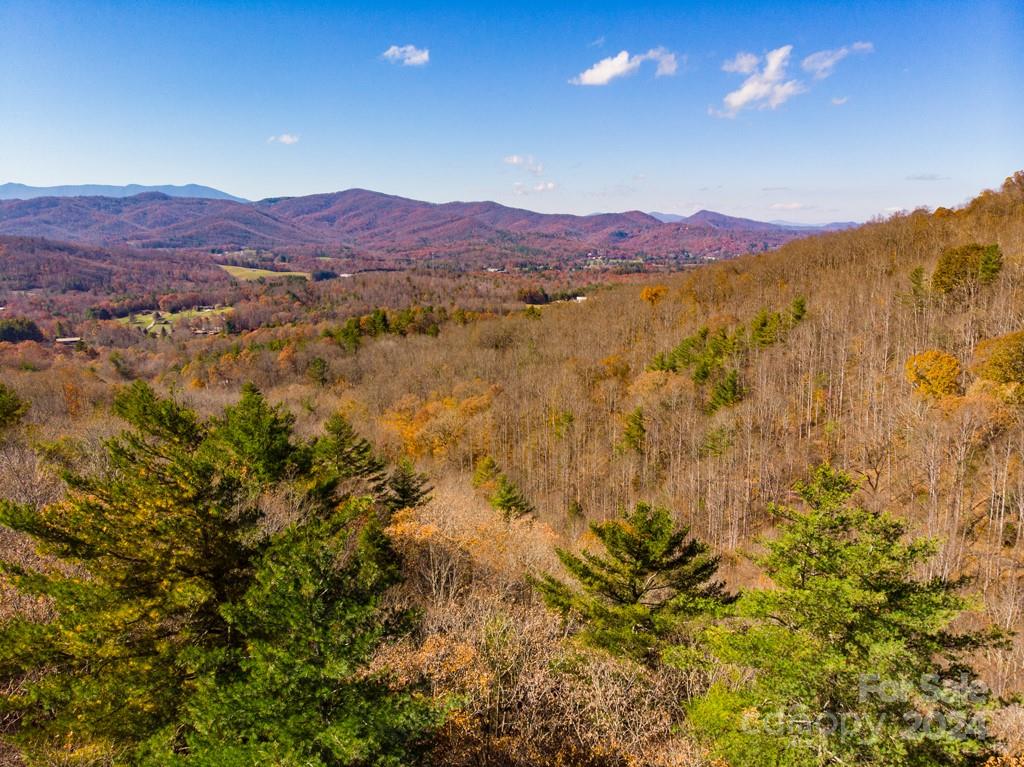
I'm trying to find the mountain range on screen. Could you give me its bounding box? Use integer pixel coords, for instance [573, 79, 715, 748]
[0, 186, 838, 263]
[0, 183, 248, 203]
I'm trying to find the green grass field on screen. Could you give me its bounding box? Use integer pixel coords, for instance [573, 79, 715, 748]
[119, 307, 232, 334]
[220, 265, 311, 281]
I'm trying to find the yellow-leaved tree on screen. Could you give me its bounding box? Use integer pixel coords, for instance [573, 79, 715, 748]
[904, 349, 962, 400]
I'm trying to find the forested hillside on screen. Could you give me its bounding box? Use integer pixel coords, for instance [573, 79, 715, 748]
[2, 172, 1024, 765]
[0, 188, 809, 263]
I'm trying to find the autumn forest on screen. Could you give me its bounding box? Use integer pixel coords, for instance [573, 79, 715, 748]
[0, 170, 1022, 765]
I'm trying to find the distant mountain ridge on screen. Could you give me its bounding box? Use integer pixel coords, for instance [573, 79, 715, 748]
[0, 182, 248, 203]
[767, 219, 859, 231]
[0, 188, 820, 262]
[650, 210, 857, 231]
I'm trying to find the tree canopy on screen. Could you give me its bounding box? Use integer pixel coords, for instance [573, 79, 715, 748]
[0, 381, 441, 765]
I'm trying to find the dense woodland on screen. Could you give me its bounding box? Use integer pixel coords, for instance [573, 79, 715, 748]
[2, 173, 1024, 765]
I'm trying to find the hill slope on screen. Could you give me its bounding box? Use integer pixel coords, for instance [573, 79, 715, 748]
[0, 188, 812, 261]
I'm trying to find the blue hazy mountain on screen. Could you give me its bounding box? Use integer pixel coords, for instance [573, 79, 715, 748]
[0, 182, 249, 203]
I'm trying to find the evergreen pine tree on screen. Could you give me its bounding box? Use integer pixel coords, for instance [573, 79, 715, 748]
[977, 243, 1004, 285]
[535, 502, 731, 664]
[312, 412, 388, 500]
[690, 465, 1004, 767]
[386, 458, 433, 511]
[490, 474, 535, 521]
[620, 406, 646, 453]
[208, 382, 298, 482]
[0, 382, 441, 765]
[707, 369, 744, 412]
[151, 499, 443, 766]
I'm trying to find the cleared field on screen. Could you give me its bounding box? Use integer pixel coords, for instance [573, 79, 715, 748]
[220, 265, 310, 281]
[119, 307, 232, 334]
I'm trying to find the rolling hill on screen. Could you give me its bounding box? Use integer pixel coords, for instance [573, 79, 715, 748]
[0, 188, 816, 262]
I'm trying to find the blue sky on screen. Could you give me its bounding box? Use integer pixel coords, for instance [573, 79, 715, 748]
[1, 0, 1021, 223]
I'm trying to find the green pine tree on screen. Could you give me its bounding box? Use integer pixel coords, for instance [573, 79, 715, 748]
[306, 356, 331, 387]
[707, 368, 744, 412]
[620, 406, 646, 453]
[977, 244, 1004, 285]
[207, 382, 299, 483]
[151, 499, 443, 766]
[535, 502, 731, 664]
[787, 295, 807, 324]
[312, 412, 388, 500]
[386, 458, 433, 511]
[490, 474, 535, 521]
[0, 381, 441, 765]
[689, 465, 1004, 767]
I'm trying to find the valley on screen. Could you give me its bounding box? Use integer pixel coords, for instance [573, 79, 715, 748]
[2, 171, 1023, 766]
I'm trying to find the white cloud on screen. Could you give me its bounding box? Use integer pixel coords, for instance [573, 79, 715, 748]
[570, 47, 678, 85]
[770, 201, 810, 210]
[504, 154, 544, 176]
[513, 181, 557, 195]
[831, 96, 849, 105]
[722, 52, 759, 74]
[267, 133, 299, 145]
[382, 44, 430, 67]
[570, 51, 637, 85]
[589, 35, 606, 48]
[647, 48, 679, 77]
[505, 154, 556, 192]
[802, 41, 873, 79]
[714, 45, 805, 117]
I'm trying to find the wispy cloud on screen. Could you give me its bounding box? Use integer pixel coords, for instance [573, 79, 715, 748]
[267, 133, 299, 145]
[906, 173, 950, 181]
[831, 96, 849, 105]
[514, 181, 557, 195]
[505, 154, 556, 194]
[722, 52, 759, 74]
[802, 41, 873, 79]
[382, 44, 430, 67]
[504, 154, 544, 176]
[770, 201, 811, 210]
[588, 35, 606, 48]
[714, 45, 805, 117]
[570, 47, 678, 85]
